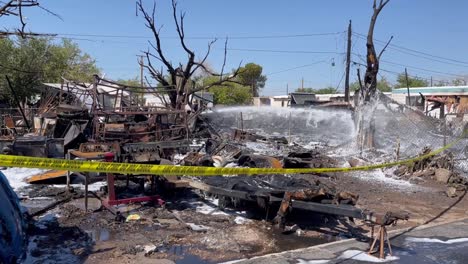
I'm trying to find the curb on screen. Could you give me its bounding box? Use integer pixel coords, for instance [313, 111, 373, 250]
[230, 216, 468, 263]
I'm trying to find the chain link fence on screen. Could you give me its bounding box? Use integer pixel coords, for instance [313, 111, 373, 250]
[205, 98, 468, 175]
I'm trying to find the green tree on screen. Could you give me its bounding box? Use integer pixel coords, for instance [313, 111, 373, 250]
[203, 76, 252, 105]
[376, 76, 392, 92]
[314, 87, 337, 94]
[395, 73, 428, 88]
[117, 77, 141, 87]
[295, 87, 337, 94]
[117, 77, 146, 105]
[295, 88, 315, 93]
[0, 37, 100, 105]
[237, 63, 267, 97]
[350, 76, 392, 92]
[451, 78, 467, 86]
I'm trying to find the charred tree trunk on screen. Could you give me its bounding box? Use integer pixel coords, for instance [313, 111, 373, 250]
[357, 0, 391, 150]
[362, 0, 391, 102]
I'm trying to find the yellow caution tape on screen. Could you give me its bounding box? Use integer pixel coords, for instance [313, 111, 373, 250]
[0, 132, 465, 176]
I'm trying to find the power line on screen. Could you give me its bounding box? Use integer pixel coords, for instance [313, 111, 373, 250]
[379, 59, 467, 78]
[265, 60, 327, 76]
[353, 35, 468, 68]
[228, 48, 343, 55]
[351, 61, 445, 83]
[353, 32, 468, 67]
[352, 52, 466, 79]
[44, 31, 345, 40]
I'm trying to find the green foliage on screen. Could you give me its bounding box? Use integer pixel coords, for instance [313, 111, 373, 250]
[295, 87, 337, 94]
[395, 73, 428, 88]
[203, 76, 252, 105]
[237, 63, 267, 97]
[349, 81, 361, 92]
[117, 77, 141, 87]
[451, 78, 467, 86]
[295, 87, 315, 93]
[117, 77, 146, 105]
[0, 37, 100, 105]
[377, 76, 392, 92]
[350, 76, 393, 92]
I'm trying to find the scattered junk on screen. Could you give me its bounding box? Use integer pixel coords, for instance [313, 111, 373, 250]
[2, 74, 468, 262]
[394, 147, 468, 197]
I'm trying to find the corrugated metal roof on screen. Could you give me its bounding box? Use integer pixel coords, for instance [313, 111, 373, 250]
[393, 86, 468, 95]
[42, 82, 130, 96]
[290, 93, 316, 105]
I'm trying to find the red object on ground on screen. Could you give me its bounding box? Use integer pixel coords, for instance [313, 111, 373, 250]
[101, 153, 165, 208]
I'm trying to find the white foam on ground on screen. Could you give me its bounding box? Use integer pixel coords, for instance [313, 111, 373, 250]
[85, 181, 107, 192]
[350, 169, 414, 189]
[406, 237, 468, 244]
[338, 250, 399, 262]
[234, 216, 250, 225]
[218, 259, 247, 264]
[192, 198, 250, 224]
[2, 167, 107, 193]
[1, 167, 47, 190]
[296, 259, 330, 264]
[244, 141, 284, 156]
[187, 222, 211, 231]
[194, 199, 229, 216]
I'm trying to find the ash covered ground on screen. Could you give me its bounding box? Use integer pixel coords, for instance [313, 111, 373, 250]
[4, 105, 468, 264]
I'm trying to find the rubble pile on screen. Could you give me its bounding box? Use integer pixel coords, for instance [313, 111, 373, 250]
[394, 147, 467, 196]
[4, 79, 468, 263]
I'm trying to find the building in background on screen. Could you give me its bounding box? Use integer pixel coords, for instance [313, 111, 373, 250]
[253, 95, 289, 107]
[392, 86, 468, 119]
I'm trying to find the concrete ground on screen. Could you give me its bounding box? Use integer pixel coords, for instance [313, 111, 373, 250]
[232, 217, 468, 264]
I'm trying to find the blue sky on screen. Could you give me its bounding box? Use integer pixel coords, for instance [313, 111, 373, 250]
[9, 0, 468, 95]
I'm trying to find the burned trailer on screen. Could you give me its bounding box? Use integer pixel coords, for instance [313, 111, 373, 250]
[190, 175, 357, 223]
[188, 175, 408, 232]
[87, 77, 194, 162]
[0, 82, 96, 157]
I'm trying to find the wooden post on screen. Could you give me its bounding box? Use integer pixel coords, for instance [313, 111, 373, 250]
[5, 75, 30, 130]
[395, 137, 400, 161]
[344, 20, 352, 102]
[240, 112, 244, 133]
[379, 227, 385, 259]
[443, 117, 447, 146]
[288, 112, 292, 144]
[85, 173, 89, 211]
[66, 151, 71, 191]
[440, 103, 445, 120]
[405, 68, 411, 106]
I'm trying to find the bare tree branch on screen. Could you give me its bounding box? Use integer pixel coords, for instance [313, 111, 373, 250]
[190, 38, 217, 76]
[137, 0, 175, 75]
[138, 0, 243, 109]
[0, 0, 58, 38]
[219, 37, 228, 81]
[377, 35, 393, 60]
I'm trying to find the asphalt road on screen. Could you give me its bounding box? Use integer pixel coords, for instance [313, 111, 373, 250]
[231, 218, 468, 264]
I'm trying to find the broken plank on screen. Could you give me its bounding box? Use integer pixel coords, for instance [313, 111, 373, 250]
[27, 170, 68, 183]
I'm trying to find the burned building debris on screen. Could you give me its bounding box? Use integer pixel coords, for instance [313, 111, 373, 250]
[2, 72, 468, 263]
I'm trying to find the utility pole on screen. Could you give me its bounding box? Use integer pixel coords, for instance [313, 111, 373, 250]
[138, 55, 144, 87]
[286, 83, 289, 95]
[430, 76, 433, 87]
[301, 77, 304, 90]
[344, 20, 352, 102]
